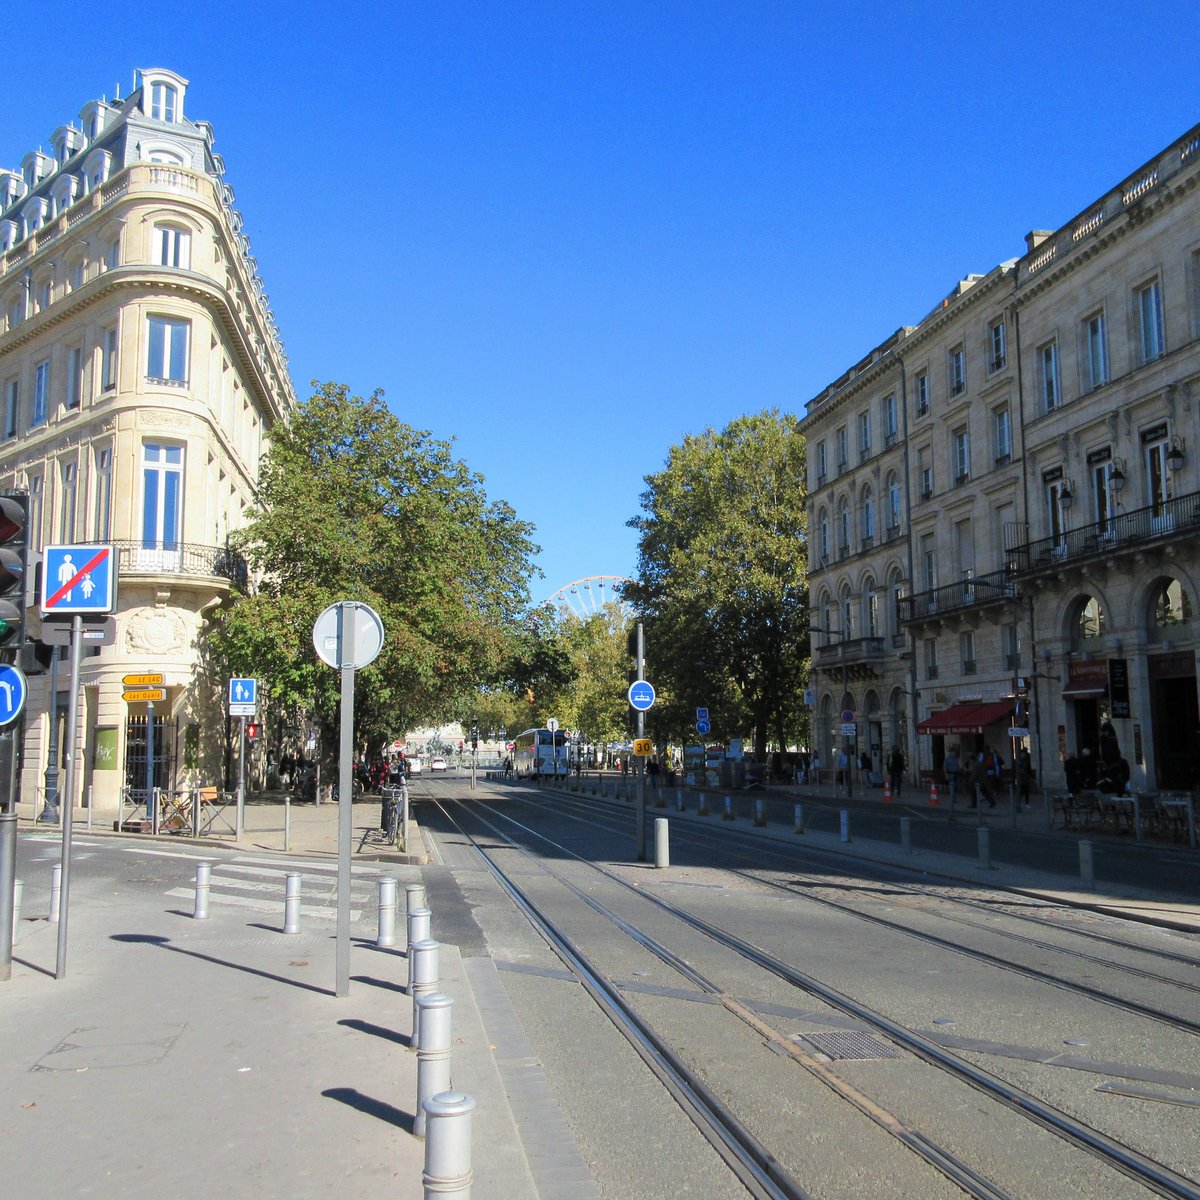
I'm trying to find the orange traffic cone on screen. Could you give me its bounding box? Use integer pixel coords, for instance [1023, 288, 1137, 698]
[928, 779, 940, 807]
[883, 781, 893, 804]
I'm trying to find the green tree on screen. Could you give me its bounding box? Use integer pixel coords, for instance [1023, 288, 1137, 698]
[205, 381, 539, 753]
[625, 410, 809, 759]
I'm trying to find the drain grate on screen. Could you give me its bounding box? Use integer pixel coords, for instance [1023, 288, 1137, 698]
[797, 1030, 900, 1061]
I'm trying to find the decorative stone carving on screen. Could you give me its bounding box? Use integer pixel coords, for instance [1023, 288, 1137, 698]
[139, 410, 191, 429]
[124, 607, 189, 654]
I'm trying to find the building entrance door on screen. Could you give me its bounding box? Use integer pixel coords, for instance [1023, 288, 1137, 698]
[1149, 653, 1199, 788]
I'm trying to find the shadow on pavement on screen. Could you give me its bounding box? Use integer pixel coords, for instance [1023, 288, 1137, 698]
[321, 1086, 413, 1133]
[338, 1017, 410, 1047]
[351, 974, 407, 994]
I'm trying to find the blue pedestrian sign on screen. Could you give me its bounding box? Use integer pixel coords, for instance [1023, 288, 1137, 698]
[42, 544, 116, 614]
[628, 679, 656, 711]
[696, 719, 711, 735]
[0, 663, 27, 727]
[229, 678, 257, 706]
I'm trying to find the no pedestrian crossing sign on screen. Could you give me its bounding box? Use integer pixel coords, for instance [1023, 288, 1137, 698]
[41, 544, 116, 614]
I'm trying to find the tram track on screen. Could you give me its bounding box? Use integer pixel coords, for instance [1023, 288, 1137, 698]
[431, 789, 1200, 1200]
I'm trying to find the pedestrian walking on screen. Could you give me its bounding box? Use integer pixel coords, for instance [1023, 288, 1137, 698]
[944, 745, 961, 807]
[1016, 747, 1032, 808]
[886, 744, 905, 798]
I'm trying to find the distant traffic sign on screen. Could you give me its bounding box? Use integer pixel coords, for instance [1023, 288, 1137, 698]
[628, 679, 656, 711]
[695, 707, 709, 721]
[840, 709, 855, 724]
[633, 738, 653, 756]
[696, 719, 712, 735]
[123, 688, 165, 704]
[840, 722, 857, 737]
[0, 663, 28, 726]
[124, 673, 164, 688]
[546, 717, 560, 732]
[229, 678, 257, 706]
[41, 544, 116, 614]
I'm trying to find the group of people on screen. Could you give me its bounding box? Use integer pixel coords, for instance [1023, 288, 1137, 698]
[942, 745, 1033, 808]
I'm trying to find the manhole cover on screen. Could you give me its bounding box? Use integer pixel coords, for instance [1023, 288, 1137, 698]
[798, 1030, 900, 1061]
[34, 1023, 186, 1071]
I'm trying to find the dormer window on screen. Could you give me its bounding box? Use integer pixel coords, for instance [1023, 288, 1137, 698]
[82, 149, 112, 192]
[150, 82, 178, 122]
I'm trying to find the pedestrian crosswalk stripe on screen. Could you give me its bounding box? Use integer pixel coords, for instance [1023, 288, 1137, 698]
[164, 887, 362, 921]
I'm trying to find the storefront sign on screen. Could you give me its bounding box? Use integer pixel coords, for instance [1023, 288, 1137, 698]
[1108, 657, 1130, 719]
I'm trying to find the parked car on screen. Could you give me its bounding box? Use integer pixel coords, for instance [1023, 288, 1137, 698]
[430, 756, 448, 772]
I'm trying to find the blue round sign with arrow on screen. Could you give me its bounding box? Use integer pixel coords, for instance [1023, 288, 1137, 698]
[627, 679, 656, 711]
[0, 663, 28, 727]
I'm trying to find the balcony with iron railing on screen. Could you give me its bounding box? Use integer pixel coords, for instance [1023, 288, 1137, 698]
[1007, 489, 1200, 575]
[814, 636, 887, 670]
[111, 540, 249, 589]
[902, 568, 1017, 625]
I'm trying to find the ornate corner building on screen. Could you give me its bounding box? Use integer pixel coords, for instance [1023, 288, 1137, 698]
[0, 69, 295, 816]
[800, 122, 1200, 793]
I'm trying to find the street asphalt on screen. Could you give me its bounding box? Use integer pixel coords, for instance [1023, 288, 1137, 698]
[6, 769, 1199, 1199]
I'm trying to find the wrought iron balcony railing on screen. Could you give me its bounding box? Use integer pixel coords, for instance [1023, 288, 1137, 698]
[814, 636, 887, 669]
[902, 568, 1016, 624]
[1007, 488, 1200, 575]
[112, 539, 248, 588]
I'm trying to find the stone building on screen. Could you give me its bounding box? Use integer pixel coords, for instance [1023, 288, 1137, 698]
[801, 122, 1200, 795]
[0, 69, 295, 818]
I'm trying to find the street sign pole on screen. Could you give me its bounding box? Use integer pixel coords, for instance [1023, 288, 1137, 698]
[336, 603, 355, 999]
[237, 716, 247, 840]
[147, 699, 157, 829]
[40, 652, 60, 822]
[55, 614, 83, 980]
[635, 622, 646, 862]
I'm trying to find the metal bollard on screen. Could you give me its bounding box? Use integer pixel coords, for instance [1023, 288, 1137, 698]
[654, 818, 669, 868]
[376, 876, 398, 948]
[753, 797, 766, 827]
[408, 905, 431, 950]
[900, 816, 912, 854]
[12, 878, 22, 941]
[722, 795, 735, 821]
[406, 882, 427, 919]
[675, 788, 684, 812]
[422, 1090, 475, 1199]
[698, 792, 709, 816]
[840, 809, 851, 843]
[978, 826, 991, 870]
[415, 992, 454, 1138]
[794, 804, 805, 834]
[410, 939, 441, 1045]
[49, 863, 62, 923]
[283, 872, 302, 934]
[193, 862, 211, 920]
[1079, 840, 1094, 890]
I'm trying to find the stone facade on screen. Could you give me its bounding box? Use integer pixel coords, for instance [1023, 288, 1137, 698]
[0, 69, 295, 816]
[801, 122, 1200, 794]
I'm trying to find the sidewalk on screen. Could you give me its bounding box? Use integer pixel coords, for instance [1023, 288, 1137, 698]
[5, 788, 539, 1200]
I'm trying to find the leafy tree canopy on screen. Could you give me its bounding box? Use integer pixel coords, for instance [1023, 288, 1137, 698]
[624, 409, 810, 758]
[205, 382, 539, 750]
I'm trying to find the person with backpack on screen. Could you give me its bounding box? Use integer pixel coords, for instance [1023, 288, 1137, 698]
[886, 745, 905, 798]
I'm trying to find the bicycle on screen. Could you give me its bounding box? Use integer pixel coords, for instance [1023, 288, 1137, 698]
[381, 785, 404, 845]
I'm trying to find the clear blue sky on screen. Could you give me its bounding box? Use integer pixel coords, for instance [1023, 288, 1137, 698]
[6, 3, 1196, 602]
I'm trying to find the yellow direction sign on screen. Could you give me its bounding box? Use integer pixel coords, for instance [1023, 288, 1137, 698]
[123, 688, 165, 703]
[122, 673, 164, 688]
[633, 738, 653, 757]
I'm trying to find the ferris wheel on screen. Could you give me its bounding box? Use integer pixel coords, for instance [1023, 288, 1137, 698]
[544, 575, 634, 621]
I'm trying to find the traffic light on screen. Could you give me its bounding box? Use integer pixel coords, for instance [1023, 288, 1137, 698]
[470, 719, 480, 749]
[246, 722, 262, 742]
[0, 494, 30, 661]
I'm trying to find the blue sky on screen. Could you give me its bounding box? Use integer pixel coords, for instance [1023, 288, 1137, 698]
[6, 3, 1197, 603]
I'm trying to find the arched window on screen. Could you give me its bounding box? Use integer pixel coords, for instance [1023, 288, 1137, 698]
[153, 222, 191, 269]
[863, 578, 879, 637]
[1152, 578, 1192, 628]
[817, 508, 829, 563]
[150, 82, 179, 123]
[1071, 595, 1107, 649]
[861, 485, 875, 544]
[888, 569, 906, 638]
[886, 472, 901, 532]
[837, 500, 851, 554]
[148, 149, 185, 166]
[839, 587, 854, 639]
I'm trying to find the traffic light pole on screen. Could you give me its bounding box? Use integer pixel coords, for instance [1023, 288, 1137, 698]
[0, 724, 18, 981]
[39, 652, 60, 822]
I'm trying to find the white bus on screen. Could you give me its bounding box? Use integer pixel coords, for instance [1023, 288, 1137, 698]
[510, 728, 569, 778]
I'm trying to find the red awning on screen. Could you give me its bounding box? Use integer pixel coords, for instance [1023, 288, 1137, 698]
[918, 701, 1015, 736]
[1062, 680, 1107, 699]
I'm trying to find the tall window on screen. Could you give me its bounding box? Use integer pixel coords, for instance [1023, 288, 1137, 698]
[817, 509, 829, 562]
[861, 485, 875, 543]
[883, 393, 897, 443]
[924, 637, 938, 680]
[3, 380, 16, 439]
[28, 474, 43, 549]
[1040, 341, 1060, 412]
[857, 410, 871, 460]
[93, 446, 113, 540]
[865, 582, 879, 637]
[142, 443, 184, 551]
[949, 345, 966, 395]
[915, 370, 929, 416]
[953, 429, 970, 481]
[921, 533, 937, 590]
[1085, 311, 1109, 389]
[59, 461, 77, 541]
[1092, 458, 1117, 533]
[150, 82, 178, 123]
[961, 631, 977, 673]
[993, 405, 1012, 462]
[1144, 432, 1171, 516]
[33, 360, 50, 425]
[154, 224, 191, 269]
[886, 473, 901, 530]
[101, 325, 118, 390]
[1046, 477, 1069, 548]
[67, 346, 84, 410]
[989, 319, 1007, 371]
[835, 427, 848, 472]
[837, 500, 851, 553]
[815, 440, 827, 484]
[1137, 280, 1165, 362]
[146, 316, 189, 384]
[1002, 623, 1020, 671]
